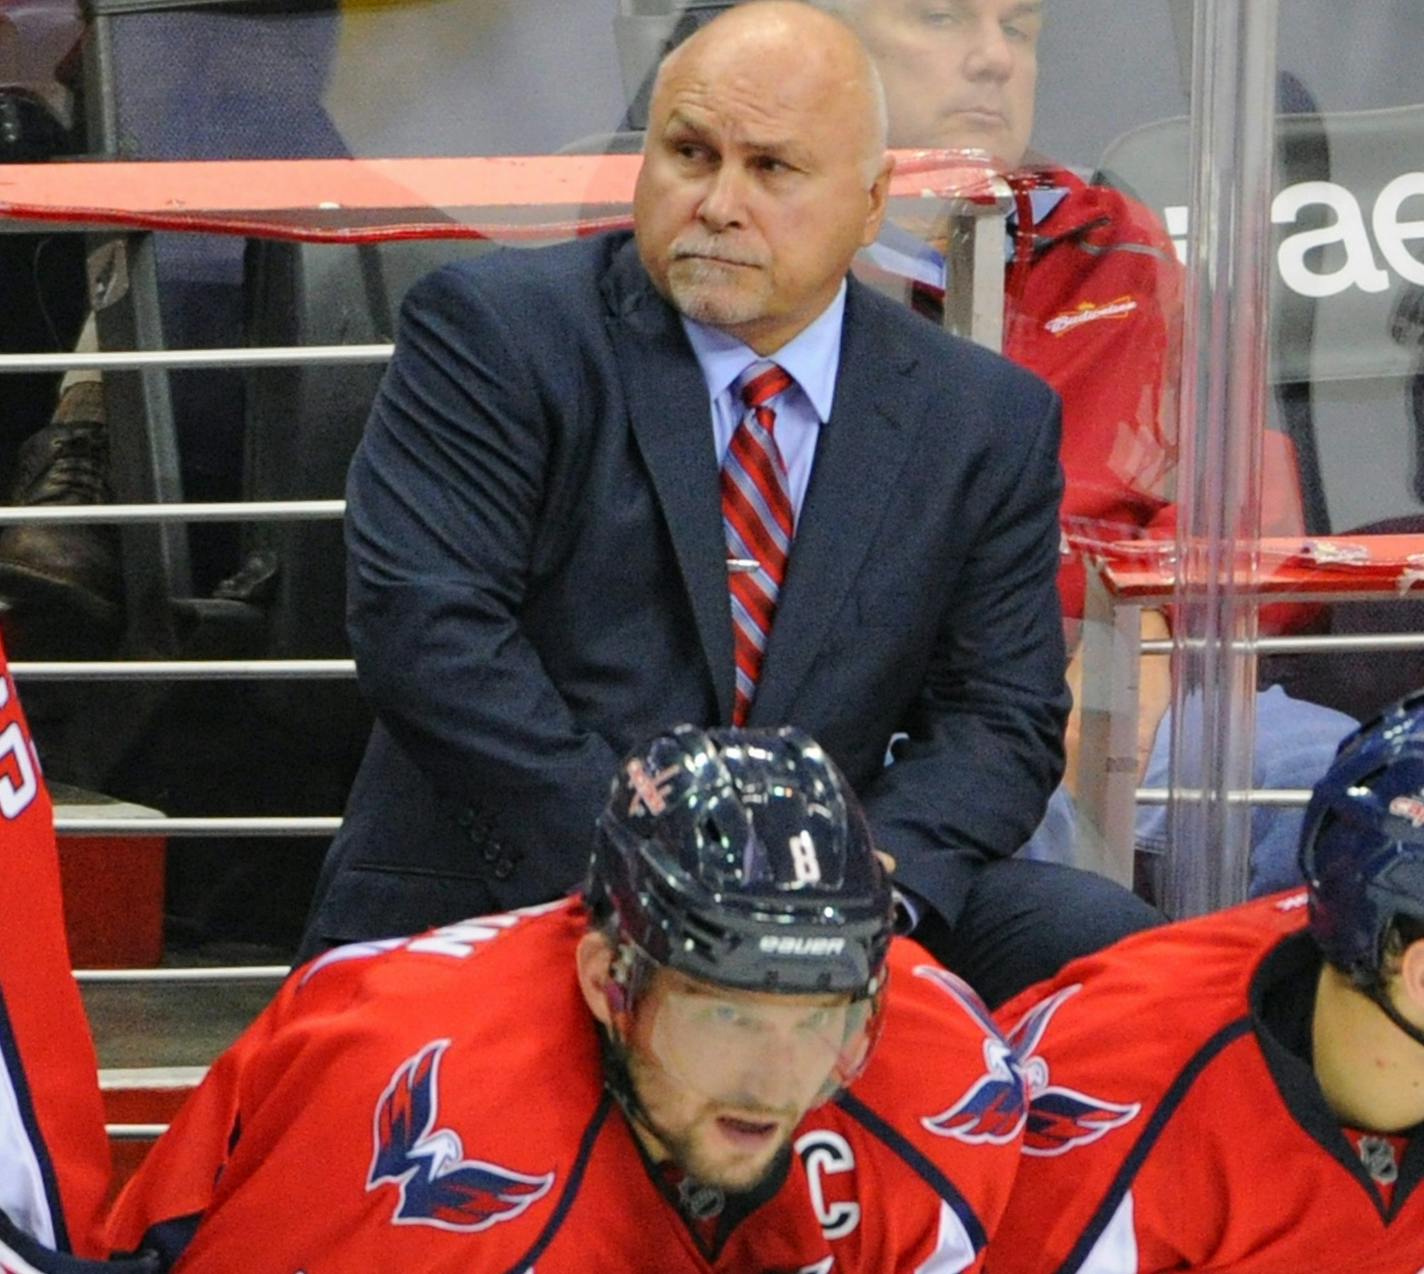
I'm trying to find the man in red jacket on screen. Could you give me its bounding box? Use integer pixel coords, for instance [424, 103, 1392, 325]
[985, 691, 1424, 1272]
[828, 0, 1355, 887]
[108, 726, 1028, 1272]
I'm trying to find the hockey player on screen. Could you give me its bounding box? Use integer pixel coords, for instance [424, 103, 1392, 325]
[0, 631, 154, 1272]
[984, 690, 1424, 1273]
[109, 725, 1028, 1271]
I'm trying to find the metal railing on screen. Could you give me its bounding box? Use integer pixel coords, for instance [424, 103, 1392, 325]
[77, 966, 288, 983]
[1076, 542, 1424, 884]
[0, 501, 343, 525]
[0, 345, 393, 372]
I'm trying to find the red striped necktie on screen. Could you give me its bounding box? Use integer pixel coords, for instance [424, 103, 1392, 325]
[721, 360, 796, 726]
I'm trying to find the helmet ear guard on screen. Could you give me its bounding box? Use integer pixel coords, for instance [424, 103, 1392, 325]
[602, 936, 656, 1022]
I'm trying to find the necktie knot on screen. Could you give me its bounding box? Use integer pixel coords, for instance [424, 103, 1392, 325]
[738, 361, 793, 411]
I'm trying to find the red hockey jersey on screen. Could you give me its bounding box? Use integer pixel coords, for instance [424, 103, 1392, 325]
[0, 636, 114, 1268]
[986, 892, 1424, 1273]
[109, 900, 1026, 1272]
[864, 166, 1308, 631]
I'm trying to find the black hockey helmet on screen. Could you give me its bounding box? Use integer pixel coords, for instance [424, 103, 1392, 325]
[586, 724, 895, 998]
[1300, 688, 1424, 987]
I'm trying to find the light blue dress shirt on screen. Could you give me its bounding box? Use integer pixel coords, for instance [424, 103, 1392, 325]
[679, 280, 847, 522]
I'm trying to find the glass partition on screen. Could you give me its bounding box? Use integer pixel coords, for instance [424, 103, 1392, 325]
[1055, 0, 1424, 912]
[6, 0, 1423, 941]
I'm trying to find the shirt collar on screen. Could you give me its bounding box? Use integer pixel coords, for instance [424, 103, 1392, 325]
[1021, 185, 1070, 229]
[862, 181, 1071, 286]
[679, 279, 847, 424]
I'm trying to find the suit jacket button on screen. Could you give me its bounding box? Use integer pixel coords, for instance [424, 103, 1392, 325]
[455, 807, 475, 830]
[493, 857, 516, 881]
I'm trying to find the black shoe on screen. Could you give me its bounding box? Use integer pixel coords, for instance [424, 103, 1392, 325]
[0, 418, 124, 653]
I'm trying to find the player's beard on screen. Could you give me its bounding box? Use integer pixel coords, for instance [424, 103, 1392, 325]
[647, 1103, 795, 1194]
[619, 1043, 800, 1193]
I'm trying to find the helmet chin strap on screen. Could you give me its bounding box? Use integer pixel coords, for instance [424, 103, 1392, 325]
[1368, 983, 1424, 1051]
[598, 943, 716, 1197]
[597, 1024, 728, 1219]
[598, 1020, 657, 1137]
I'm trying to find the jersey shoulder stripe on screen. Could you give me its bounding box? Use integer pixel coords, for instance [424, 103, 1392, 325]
[836, 1090, 989, 1255]
[500, 1091, 614, 1274]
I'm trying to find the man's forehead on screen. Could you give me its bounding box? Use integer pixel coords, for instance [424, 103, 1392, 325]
[653, 10, 874, 121]
[662, 103, 816, 159]
[652, 61, 861, 153]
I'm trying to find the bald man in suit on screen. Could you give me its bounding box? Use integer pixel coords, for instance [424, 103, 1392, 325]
[300, 1, 1154, 1002]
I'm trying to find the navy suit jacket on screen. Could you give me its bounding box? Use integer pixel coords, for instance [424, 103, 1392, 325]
[301, 230, 1069, 953]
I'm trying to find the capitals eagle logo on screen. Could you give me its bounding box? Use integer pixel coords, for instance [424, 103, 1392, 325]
[914, 967, 1141, 1156]
[368, 1039, 555, 1231]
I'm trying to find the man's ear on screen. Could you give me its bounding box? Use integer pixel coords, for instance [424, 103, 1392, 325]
[1398, 935, 1424, 1017]
[576, 930, 618, 1027]
[860, 151, 896, 247]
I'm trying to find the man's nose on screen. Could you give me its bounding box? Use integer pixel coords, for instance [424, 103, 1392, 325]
[696, 163, 748, 231]
[736, 1035, 821, 1105]
[735, 1063, 799, 1109]
[963, 18, 1015, 80]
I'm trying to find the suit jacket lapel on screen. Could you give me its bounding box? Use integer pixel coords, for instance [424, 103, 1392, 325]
[602, 239, 737, 722]
[750, 281, 923, 726]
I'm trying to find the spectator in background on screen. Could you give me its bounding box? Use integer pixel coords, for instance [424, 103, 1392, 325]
[823, 0, 1357, 892]
[0, 1, 346, 653]
[0, 7, 111, 657]
[300, 0, 1160, 1005]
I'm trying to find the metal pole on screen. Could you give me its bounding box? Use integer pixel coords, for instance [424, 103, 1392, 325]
[76, 967, 288, 983]
[10, 659, 356, 680]
[0, 344, 393, 373]
[0, 501, 344, 525]
[1164, 0, 1281, 917]
[54, 817, 342, 835]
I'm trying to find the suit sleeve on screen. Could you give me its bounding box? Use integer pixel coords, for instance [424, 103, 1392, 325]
[344, 263, 620, 888]
[864, 378, 1070, 920]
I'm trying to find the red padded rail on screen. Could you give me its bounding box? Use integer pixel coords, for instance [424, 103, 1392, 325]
[1086, 534, 1424, 604]
[0, 150, 1002, 243]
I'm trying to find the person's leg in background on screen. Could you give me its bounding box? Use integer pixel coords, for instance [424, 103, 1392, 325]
[0, 325, 123, 655]
[1133, 682, 1358, 896]
[911, 858, 1167, 1008]
[0, 73, 116, 655]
